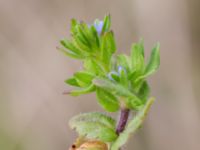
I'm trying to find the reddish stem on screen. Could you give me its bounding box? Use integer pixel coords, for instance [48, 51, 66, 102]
[116, 108, 130, 135]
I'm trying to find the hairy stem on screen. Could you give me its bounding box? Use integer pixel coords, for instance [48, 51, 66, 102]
[116, 108, 130, 135]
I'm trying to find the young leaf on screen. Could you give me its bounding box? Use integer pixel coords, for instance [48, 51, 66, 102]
[69, 112, 116, 130]
[111, 98, 155, 150]
[124, 97, 144, 110]
[118, 66, 128, 87]
[101, 31, 116, 53]
[138, 81, 150, 102]
[102, 15, 111, 33]
[117, 54, 131, 73]
[65, 77, 80, 87]
[145, 43, 160, 76]
[70, 84, 95, 96]
[108, 71, 120, 82]
[93, 77, 140, 100]
[96, 88, 119, 112]
[137, 43, 160, 81]
[100, 31, 116, 65]
[74, 71, 95, 87]
[76, 26, 92, 49]
[58, 47, 83, 59]
[131, 42, 145, 73]
[70, 18, 78, 34]
[78, 23, 100, 52]
[138, 39, 145, 57]
[90, 25, 100, 48]
[83, 58, 104, 75]
[73, 34, 91, 53]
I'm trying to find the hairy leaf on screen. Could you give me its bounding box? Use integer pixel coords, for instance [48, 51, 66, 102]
[138, 81, 150, 102]
[74, 71, 94, 87]
[69, 112, 117, 142]
[102, 15, 111, 33]
[83, 58, 104, 75]
[101, 31, 116, 66]
[137, 43, 160, 81]
[108, 71, 120, 82]
[69, 112, 116, 129]
[96, 88, 119, 112]
[90, 25, 100, 48]
[124, 97, 144, 110]
[60, 38, 83, 56]
[117, 54, 131, 73]
[65, 77, 80, 87]
[70, 84, 95, 96]
[93, 77, 140, 100]
[72, 122, 117, 142]
[131, 42, 145, 73]
[58, 47, 83, 59]
[118, 66, 128, 87]
[145, 43, 160, 75]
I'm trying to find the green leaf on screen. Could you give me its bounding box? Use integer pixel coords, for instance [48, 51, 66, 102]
[137, 43, 160, 81]
[108, 71, 120, 82]
[102, 15, 111, 33]
[124, 97, 144, 110]
[138, 39, 145, 57]
[70, 84, 95, 96]
[105, 31, 116, 53]
[70, 18, 78, 34]
[58, 47, 83, 59]
[138, 81, 150, 102]
[69, 112, 118, 142]
[100, 31, 116, 66]
[73, 34, 91, 53]
[93, 77, 130, 97]
[69, 112, 116, 130]
[118, 66, 128, 87]
[117, 54, 131, 73]
[83, 58, 104, 75]
[70, 22, 94, 53]
[111, 98, 155, 150]
[145, 43, 160, 76]
[96, 88, 119, 112]
[76, 26, 92, 48]
[60, 38, 83, 56]
[90, 25, 100, 48]
[131, 42, 145, 73]
[101, 31, 116, 54]
[71, 121, 117, 142]
[78, 23, 99, 52]
[93, 77, 140, 99]
[65, 77, 80, 87]
[74, 71, 95, 87]
[129, 72, 147, 94]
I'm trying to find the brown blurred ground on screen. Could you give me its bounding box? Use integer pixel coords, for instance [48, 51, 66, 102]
[0, 0, 200, 150]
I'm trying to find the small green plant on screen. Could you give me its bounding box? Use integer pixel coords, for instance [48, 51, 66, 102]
[58, 15, 160, 150]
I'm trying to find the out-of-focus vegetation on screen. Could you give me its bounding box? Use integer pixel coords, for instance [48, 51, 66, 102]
[0, 0, 200, 150]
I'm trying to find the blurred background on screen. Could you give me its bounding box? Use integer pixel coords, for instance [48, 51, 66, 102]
[0, 0, 200, 150]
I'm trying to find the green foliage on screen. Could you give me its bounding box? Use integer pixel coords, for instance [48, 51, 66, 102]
[69, 112, 117, 142]
[96, 87, 119, 112]
[59, 14, 160, 150]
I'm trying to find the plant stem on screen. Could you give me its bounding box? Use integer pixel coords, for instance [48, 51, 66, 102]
[115, 108, 130, 150]
[116, 108, 130, 135]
